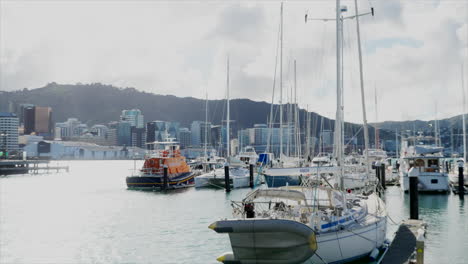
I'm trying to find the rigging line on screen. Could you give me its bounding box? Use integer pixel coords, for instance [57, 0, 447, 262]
[314, 251, 329, 264]
[336, 228, 344, 259]
[266, 19, 281, 154]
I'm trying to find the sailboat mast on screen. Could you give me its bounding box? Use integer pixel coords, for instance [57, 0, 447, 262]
[434, 103, 439, 147]
[204, 93, 208, 159]
[294, 60, 300, 158]
[335, 0, 344, 190]
[226, 56, 231, 158]
[354, 0, 370, 176]
[396, 129, 399, 158]
[374, 85, 379, 149]
[462, 63, 466, 161]
[279, 2, 284, 158]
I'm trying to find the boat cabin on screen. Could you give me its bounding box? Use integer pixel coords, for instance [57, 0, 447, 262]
[403, 156, 443, 173]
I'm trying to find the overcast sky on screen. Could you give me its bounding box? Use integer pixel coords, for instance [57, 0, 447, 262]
[1, 0, 467, 123]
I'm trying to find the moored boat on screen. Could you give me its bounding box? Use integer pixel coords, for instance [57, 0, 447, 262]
[399, 137, 450, 192]
[126, 140, 194, 190]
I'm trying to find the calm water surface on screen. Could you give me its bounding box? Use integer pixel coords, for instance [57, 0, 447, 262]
[0, 161, 467, 264]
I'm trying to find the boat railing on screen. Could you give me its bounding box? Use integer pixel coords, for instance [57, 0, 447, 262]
[232, 201, 311, 224]
[136, 167, 164, 175]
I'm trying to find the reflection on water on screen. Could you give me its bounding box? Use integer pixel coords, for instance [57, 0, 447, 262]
[0, 161, 467, 264]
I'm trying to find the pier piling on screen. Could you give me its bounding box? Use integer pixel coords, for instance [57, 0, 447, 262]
[249, 164, 254, 188]
[380, 163, 386, 190]
[458, 160, 464, 197]
[163, 165, 168, 190]
[409, 175, 419, 220]
[224, 164, 230, 192]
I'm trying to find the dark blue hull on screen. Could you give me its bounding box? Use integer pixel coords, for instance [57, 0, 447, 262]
[263, 174, 300, 187]
[126, 172, 195, 190]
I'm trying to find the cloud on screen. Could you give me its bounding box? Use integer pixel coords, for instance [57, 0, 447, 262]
[0, 0, 467, 123]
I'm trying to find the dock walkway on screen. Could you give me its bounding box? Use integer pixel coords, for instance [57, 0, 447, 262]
[381, 219, 426, 264]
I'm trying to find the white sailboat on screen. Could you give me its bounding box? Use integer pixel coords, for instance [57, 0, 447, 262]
[195, 57, 258, 189]
[209, 2, 387, 263]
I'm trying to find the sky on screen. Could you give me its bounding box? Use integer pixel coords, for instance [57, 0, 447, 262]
[0, 0, 467, 123]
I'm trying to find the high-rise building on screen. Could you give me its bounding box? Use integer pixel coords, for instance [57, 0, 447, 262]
[211, 125, 222, 148]
[34, 106, 53, 135]
[23, 106, 53, 138]
[0, 112, 19, 152]
[131, 127, 146, 148]
[18, 103, 34, 125]
[253, 124, 269, 153]
[238, 129, 251, 150]
[179, 128, 191, 149]
[120, 109, 144, 128]
[55, 118, 85, 138]
[106, 122, 119, 146]
[23, 106, 35, 135]
[191, 121, 211, 147]
[117, 121, 132, 146]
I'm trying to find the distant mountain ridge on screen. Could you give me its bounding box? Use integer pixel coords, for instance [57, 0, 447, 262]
[0, 83, 464, 145]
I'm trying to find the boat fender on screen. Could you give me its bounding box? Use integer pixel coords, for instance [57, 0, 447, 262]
[369, 247, 379, 260]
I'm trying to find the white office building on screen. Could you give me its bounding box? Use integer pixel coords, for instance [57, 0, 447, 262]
[0, 112, 19, 152]
[121, 109, 144, 128]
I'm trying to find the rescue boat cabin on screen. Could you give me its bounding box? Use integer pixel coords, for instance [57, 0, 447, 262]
[141, 141, 191, 177]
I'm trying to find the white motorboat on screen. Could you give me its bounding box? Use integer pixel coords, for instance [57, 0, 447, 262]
[399, 136, 450, 192]
[194, 165, 258, 189]
[236, 146, 259, 165]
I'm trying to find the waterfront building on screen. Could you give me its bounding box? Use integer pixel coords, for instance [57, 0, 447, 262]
[17, 103, 34, 125]
[131, 127, 146, 148]
[117, 121, 132, 146]
[146, 121, 177, 144]
[23, 106, 35, 135]
[23, 106, 53, 138]
[178, 128, 191, 149]
[34, 106, 53, 137]
[211, 125, 222, 149]
[23, 140, 145, 159]
[253, 124, 269, 153]
[191, 121, 211, 147]
[238, 129, 251, 151]
[120, 109, 144, 128]
[55, 118, 82, 138]
[106, 122, 119, 146]
[0, 112, 19, 152]
[90, 125, 108, 138]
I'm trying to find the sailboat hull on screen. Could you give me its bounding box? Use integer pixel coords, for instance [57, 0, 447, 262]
[306, 216, 386, 264]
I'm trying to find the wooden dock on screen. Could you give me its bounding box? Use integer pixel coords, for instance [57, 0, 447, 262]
[0, 160, 69, 175]
[381, 219, 426, 264]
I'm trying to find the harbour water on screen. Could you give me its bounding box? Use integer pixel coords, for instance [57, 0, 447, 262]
[0, 160, 466, 264]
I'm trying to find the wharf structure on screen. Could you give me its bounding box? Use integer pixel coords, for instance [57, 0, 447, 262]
[0, 159, 69, 175]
